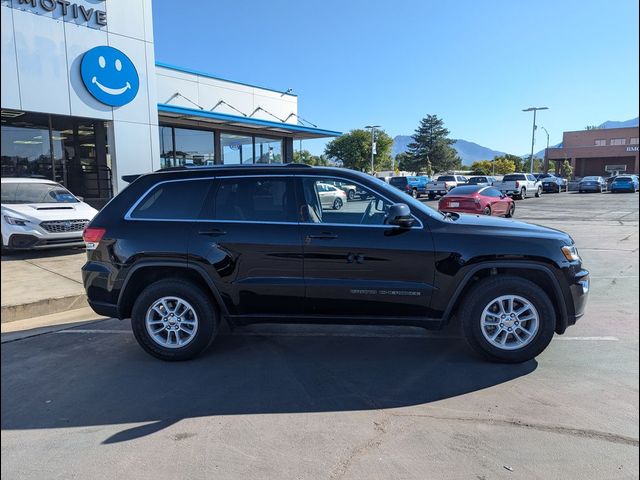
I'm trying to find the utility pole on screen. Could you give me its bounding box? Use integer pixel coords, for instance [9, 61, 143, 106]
[365, 125, 380, 175]
[539, 126, 550, 173]
[522, 106, 548, 173]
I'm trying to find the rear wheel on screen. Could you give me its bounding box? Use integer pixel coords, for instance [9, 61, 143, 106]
[410, 188, 418, 198]
[519, 187, 527, 199]
[333, 198, 343, 210]
[131, 279, 218, 361]
[347, 190, 355, 200]
[460, 276, 556, 363]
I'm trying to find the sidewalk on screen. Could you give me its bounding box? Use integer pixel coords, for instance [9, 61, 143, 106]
[1, 248, 88, 323]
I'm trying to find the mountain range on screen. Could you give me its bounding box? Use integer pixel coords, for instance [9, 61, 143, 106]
[392, 116, 639, 165]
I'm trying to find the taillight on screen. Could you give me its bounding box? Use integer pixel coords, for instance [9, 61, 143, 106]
[83, 227, 106, 250]
[515, 181, 520, 188]
[405, 184, 411, 190]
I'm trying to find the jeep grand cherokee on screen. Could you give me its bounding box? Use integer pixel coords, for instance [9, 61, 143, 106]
[82, 164, 589, 362]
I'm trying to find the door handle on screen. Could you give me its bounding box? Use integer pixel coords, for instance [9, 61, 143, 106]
[306, 233, 338, 240]
[198, 228, 227, 236]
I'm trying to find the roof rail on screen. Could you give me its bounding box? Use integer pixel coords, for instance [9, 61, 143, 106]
[156, 163, 313, 172]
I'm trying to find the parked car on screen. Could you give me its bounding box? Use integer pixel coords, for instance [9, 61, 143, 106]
[438, 185, 515, 217]
[389, 175, 430, 198]
[534, 173, 554, 181]
[83, 164, 589, 363]
[493, 173, 542, 199]
[578, 176, 607, 193]
[605, 175, 619, 189]
[466, 176, 497, 186]
[541, 175, 569, 193]
[325, 180, 359, 200]
[609, 175, 639, 193]
[1, 178, 98, 252]
[425, 175, 468, 199]
[317, 182, 347, 209]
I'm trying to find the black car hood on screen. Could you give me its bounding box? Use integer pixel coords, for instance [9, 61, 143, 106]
[445, 213, 573, 244]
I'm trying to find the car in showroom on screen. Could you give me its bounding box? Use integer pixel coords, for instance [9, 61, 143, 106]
[541, 175, 569, 193]
[578, 176, 607, 193]
[438, 185, 515, 217]
[1, 177, 98, 252]
[82, 164, 589, 364]
[609, 175, 639, 193]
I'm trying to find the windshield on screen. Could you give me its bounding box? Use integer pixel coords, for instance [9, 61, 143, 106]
[1, 182, 79, 204]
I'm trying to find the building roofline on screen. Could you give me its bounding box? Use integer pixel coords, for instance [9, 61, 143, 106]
[562, 126, 639, 134]
[155, 62, 298, 97]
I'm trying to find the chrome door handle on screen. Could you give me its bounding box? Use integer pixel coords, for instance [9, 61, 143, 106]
[198, 229, 226, 236]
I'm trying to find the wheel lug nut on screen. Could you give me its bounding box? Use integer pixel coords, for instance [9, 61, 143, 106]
[508, 327, 512, 331]
[500, 323, 504, 327]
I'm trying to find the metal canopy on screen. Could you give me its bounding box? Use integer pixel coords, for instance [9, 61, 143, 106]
[157, 104, 341, 139]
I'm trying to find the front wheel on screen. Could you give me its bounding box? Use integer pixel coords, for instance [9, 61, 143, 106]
[505, 202, 515, 218]
[347, 190, 355, 200]
[410, 188, 418, 198]
[535, 186, 542, 197]
[483, 206, 492, 216]
[460, 276, 556, 363]
[131, 279, 218, 361]
[333, 198, 343, 210]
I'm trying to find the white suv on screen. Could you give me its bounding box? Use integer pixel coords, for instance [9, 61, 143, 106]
[1, 178, 98, 251]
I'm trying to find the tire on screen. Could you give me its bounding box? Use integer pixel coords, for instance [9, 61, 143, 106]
[333, 198, 343, 210]
[535, 186, 542, 197]
[483, 206, 492, 216]
[460, 275, 556, 363]
[411, 188, 418, 198]
[505, 202, 515, 218]
[131, 279, 218, 361]
[519, 187, 526, 200]
[428, 194, 436, 200]
[347, 190, 355, 201]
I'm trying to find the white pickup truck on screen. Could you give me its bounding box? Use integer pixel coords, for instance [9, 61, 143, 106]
[426, 175, 468, 199]
[493, 173, 542, 199]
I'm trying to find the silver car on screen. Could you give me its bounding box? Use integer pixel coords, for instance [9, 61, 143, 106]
[317, 182, 347, 210]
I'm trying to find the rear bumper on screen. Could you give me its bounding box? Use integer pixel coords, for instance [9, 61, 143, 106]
[578, 185, 602, 191]
[610, 185, 635, 192]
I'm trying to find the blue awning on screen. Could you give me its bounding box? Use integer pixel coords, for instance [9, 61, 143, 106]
[157, 103, 341, 139]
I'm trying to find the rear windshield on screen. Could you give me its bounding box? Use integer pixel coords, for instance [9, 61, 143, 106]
[614, 176, 633, 181]
[467, 177, 488, 184]
[503, 174, 526, 181]
[1, 182, 78, 204]
[582, 176, 600, 181]
[389, 177, 408, 186]
[448, 186, 483, 195]
[437, 176, 456, 182]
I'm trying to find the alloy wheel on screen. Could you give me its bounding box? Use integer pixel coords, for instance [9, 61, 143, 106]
[145, 296, 199, 349]
[480, 295, 539, 350]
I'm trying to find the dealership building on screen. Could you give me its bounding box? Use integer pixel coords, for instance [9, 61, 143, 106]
[1, 0, 340, 207]
[546, 126, 639, 178]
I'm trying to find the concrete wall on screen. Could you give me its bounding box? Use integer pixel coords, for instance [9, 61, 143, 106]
[1, 0, 159, 193]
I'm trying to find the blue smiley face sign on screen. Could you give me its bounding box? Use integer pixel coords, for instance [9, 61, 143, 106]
[80, 46, 139, 107]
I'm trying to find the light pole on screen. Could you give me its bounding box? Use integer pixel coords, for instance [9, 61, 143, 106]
[365, 125, 380, 175]
[539, 126, 550, 173]
[522, 106, 548, 173]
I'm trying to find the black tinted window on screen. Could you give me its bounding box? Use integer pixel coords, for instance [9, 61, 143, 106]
[485, 188, 503, 198]
[438, 176, 456, 181]
[468, 177, 487, 184]
[211, 177, 296, 222]
[130, 179, 210, 219]
[389, 177, 408, 186]
[503, 174, 526, 181]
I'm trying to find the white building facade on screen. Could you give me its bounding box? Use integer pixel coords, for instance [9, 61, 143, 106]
[1, 0, 339, 207]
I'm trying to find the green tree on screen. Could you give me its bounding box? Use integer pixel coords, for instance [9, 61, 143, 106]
[493, 156, 516, 174]
[522, 157, 544, 173]
[470, 160, 493, 175]
[406, 114, 461, 173]
[324, 129, 393, 172]
[503, 153, 524, 172]
[561, 159, 573, 178]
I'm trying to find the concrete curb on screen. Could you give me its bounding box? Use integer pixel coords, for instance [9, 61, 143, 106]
[1, 293, 88, 324]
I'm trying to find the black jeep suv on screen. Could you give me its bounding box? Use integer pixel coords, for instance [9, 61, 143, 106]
[82, 164, 589, 362]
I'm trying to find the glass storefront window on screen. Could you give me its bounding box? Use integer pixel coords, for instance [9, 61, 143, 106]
[255, 137, 283, 164]
[174, 128, 215, 166]
[159, 126, 174, 168]
[1, 111, 52, 179]
[221, 133, 254, 164]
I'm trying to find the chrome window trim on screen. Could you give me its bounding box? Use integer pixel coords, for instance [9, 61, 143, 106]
[124, 173, 424, 229]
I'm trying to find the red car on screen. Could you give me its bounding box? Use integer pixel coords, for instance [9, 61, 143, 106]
[438, 185, 515, 217]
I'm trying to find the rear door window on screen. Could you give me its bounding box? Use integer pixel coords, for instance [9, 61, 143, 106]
[129, 179, 211, 219]
[207, 177, 297, 223]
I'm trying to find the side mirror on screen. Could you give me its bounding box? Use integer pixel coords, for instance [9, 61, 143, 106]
[386, 203, 414, 228]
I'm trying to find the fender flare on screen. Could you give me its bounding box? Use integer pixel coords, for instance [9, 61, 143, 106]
[118, 260, 229, 317]
[441, 261, 569, 333]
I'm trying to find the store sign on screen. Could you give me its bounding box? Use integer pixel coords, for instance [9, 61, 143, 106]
[13, 0, 107, 27]
[81, 46, 139, 107]
[626, 146, 639, 152]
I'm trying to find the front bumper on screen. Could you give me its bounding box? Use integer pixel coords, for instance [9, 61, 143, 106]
[4, 232, 85, 250]
[562, 268, 590, 331]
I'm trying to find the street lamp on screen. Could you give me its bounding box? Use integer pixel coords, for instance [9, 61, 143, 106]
[539, 126, 550, 173]
[522, 107, 548, 173]
[365, 125, 380, 175]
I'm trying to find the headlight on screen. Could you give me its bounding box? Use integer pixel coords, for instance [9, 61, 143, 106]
[4, 215, 29, 226]
[562, 245, 580, 262]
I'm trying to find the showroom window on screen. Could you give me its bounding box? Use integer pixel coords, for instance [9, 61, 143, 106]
[220, 133, 254, 164]
[159, 126, 215, 168]
[255, 137, 283, 164]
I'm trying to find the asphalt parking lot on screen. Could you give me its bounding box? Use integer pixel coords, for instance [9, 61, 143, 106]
[1, 191, 638, 480]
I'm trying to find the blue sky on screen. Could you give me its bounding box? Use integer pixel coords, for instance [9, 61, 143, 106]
[152, 0, 639, 156]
